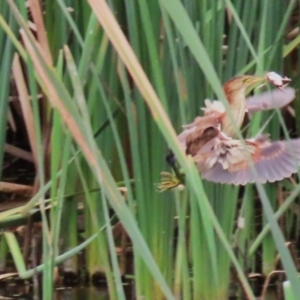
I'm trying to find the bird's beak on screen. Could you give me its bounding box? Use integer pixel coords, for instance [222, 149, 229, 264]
[244, 75, 266, 86]
[244, 76, 267, 94]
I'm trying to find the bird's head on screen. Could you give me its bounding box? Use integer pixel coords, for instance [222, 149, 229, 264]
[223, 75, 265, 105]
[223, 75, 265, 94]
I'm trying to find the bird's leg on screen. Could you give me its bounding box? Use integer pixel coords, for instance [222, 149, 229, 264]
[166, 149, 176, 167]
[171, 161, 185, 184]
[157, 151, 186, 192]
[166, 149, 185, 182]
[157, 171, 183, 192]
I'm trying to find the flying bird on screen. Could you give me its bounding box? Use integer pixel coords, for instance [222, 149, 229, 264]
[161, 72, 297, 189]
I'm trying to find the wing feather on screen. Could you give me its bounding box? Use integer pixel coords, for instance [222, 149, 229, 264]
[201, 139, 300, 185]
[178, 115, 221, 155]
[246, 87, 295, 113]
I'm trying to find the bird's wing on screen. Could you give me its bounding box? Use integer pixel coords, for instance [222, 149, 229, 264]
[200, 138, 300, 185]
[246, 87, 295, 113]
[178, 114, 221, 155]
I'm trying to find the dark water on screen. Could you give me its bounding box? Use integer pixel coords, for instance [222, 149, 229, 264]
[0, 282, 110, 300]
[55, 287, 109, 300]
[0, 284, 284, 300]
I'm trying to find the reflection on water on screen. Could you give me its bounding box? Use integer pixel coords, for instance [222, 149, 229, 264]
[55, 287, 109, 300]
[0, 282, 110, 300]
[0, 281, 285, 300]
[0, 281, 31, 299]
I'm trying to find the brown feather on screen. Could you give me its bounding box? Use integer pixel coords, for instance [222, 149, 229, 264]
[186, 127, 218, 156]
[222, 76, 265, 136]
[178, 114, 221, 153]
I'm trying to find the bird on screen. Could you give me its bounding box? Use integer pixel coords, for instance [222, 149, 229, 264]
[160, 72, 297, 189]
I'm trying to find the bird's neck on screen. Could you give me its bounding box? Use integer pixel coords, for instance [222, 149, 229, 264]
[221, 87, 247, 137]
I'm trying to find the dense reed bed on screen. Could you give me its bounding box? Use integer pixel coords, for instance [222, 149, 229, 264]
[0, 1, 300, 299]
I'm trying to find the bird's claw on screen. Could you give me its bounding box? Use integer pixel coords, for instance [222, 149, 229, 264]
[156, 172, 184, 192]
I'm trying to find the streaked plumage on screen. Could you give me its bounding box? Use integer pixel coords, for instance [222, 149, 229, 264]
[168, 72, 298, 186]
[221, 75, 264, 136]
[193, 131, 300, 185]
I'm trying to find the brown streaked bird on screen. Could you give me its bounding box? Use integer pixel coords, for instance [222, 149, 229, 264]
[162, 72, 297, 188]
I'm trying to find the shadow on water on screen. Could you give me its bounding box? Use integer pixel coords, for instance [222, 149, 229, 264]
[0, 279, 286, 300]
[0, 276, 134, 300]
[55, 287, 109, 300]
[0, 282, 110, 300]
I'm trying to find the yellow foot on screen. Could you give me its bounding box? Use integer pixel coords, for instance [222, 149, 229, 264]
[156, 172, 184, 192]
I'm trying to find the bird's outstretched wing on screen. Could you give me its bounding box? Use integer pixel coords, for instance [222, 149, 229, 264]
[246, 87, 295, 113]
[200, 137, 300, 185]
